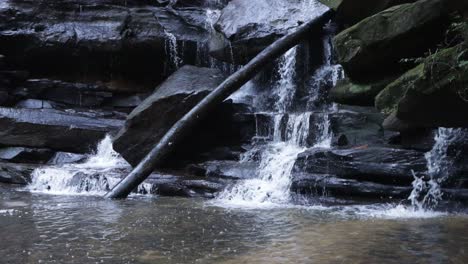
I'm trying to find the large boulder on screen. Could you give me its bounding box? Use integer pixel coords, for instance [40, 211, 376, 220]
[0, 107, 123, 153]
[318, 0, 415, 27]
[113, 65, 251, 167]
[333, 0, 450, 82]
[209, 0, 330, 64]
[375, 45, 468, 130]
[0, 0, 209, 89]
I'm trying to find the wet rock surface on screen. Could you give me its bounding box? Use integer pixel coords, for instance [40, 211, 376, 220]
[293, 147, 427, 186]
[0, 107, 123, 153]
[0, 162, 38, 184]
[209, 0, 329, 64]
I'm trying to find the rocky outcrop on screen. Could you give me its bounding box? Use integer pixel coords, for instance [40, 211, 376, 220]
[113, 65, 256, 166]
[376, 45, 468, 130]
[209, 0, 329, 64]
[0, 107, 123, 153]
[333, 0, 450, 82]
[318, 0, 415, 27]
[293, 147, 427, 185]
[0, 0, 210, 88]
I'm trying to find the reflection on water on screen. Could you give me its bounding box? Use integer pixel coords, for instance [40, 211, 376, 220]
[1, 184, 467, 264]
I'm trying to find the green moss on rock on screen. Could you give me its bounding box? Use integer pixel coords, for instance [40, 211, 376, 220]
[330, 78, 394, 106]
[376, 44, 468, 130]
[333, 0, 450, 82]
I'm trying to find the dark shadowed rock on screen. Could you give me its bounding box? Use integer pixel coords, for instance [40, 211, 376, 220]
[13, 79, 113, 107]
[209, 0, 329, 64]
[318, 0, 416, 27]
[293, 147, 427, 185]
[113, 65, 227, 166]
[0, 107, 123, 153]
[0, 147, 55, 164]
[291, 173, 412, 199]
[146, 173, 226, 198]
[0, 162, 38, 184]
[333, 0, 450, 82]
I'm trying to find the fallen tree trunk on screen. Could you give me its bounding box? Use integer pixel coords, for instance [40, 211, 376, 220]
[105, 10, 334, 199]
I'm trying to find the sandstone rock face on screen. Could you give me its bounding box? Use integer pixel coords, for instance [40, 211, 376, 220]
[0, 107, 123, 153]
[209, 0, 329, 64]
[376, 45, 468, 130]
[113, 65, 227, 166]
[0, 0, 211, 88]
[333, 0, 450, 82]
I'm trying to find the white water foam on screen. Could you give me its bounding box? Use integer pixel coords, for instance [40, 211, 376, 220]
[26, 136, 154, 196]
[409, 128, 464, 210]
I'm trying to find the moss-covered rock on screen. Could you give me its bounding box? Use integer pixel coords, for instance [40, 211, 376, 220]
[333, 0, 450, 82]
[376, 45, 468, 130]
[318, 0, 415, 27]
[329, 78, 394, 106]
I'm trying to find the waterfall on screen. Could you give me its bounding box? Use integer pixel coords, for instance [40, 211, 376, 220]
[27, 136, 152, 196]
[216, 28, 340, 207]
[274, 47, 297, 112]
[164, 30, 182, 70]
[409, 128, 464, 210]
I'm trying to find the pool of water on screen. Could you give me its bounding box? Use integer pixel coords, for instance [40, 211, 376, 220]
[1, 184, 467, 264]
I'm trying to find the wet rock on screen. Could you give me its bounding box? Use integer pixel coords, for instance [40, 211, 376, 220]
[376, 45, 468, 130]
[0, 162, 37, 184]
[47, 152, 87, 165]
[0, 107, 123, 153]
[209, 0, 329, 64]
[113, 65, 226, 166]
[144, 173, 227, 198]
[293, 147, 427, 185]
[0, 147, 55, 164]
[291, 173, 412, 199]
[188, 160, 257, 179]
[328, 105, 386, 147]
[333, 0, 450, 82]
[329, 78, 394, 106]
[0, 0, 209, 87]
[318, 0, 416, 27]
[13, 79, 113, 107]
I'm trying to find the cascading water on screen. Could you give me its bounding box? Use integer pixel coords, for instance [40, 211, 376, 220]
[216, 19, 342, 207]
[164, 30, 182, 70]
[27, 136, 152, 196]
[409, 128, 465, 210]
